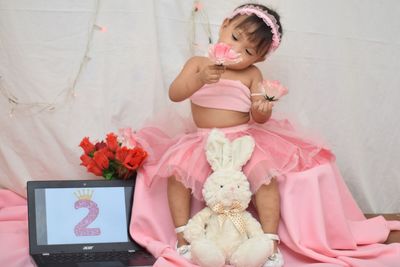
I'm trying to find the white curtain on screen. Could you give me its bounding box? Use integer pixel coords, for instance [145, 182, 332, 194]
[0, 0, 399, 213]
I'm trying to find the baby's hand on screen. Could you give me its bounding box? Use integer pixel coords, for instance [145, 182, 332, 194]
[252, 99, 274, 115]
[199, 64, 226, 84]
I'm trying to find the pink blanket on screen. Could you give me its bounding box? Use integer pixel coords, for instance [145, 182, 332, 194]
[130, 162, 400, 267]
[0, 190, 33, 267]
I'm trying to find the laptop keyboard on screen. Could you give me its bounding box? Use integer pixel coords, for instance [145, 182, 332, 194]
[37, 250, 153, 263]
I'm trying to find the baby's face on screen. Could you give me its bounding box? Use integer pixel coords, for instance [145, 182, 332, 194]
[218, 16, 267, 69]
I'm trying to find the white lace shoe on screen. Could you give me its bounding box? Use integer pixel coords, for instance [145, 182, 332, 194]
[263, 233, 284, 267]
[176, 243, 191, 260]
[175, 225, 191, 260]
[263, 249, 284, 267]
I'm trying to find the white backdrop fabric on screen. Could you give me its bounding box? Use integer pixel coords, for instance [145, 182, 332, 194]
[0, 0, 399, 213]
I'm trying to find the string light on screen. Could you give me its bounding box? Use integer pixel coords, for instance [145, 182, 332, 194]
[189, 0, 213, 55]
[0, 0, 104, 116]
[1, 1, 211, 116]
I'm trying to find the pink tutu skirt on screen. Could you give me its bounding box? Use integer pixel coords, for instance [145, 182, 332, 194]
[131, 113, 400, 266]
[136, 116, 334, 200]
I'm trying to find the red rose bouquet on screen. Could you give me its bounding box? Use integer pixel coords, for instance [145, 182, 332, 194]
[79, 128, 147, 180]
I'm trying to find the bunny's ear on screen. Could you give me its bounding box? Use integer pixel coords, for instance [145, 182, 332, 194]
[205, 129, 232, 171]
[231, 135, 255, 170]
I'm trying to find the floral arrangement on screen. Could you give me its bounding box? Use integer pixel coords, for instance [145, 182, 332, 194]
[208, 42, 242, 65]
[259, 80, 288, 101]
[79, 128, 147, 180]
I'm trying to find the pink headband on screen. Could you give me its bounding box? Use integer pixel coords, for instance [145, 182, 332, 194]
[227, 5, 281, 54]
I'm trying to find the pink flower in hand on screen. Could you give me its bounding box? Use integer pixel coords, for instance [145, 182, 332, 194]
[208, 42, 241, 65]
[260, 80, 288, 101]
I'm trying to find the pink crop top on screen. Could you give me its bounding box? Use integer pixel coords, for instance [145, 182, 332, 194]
[190, 79, 251, 112]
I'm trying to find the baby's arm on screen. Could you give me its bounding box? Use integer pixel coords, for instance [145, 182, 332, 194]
[250, 67, 273, 123]
[169, 57, 225, 102]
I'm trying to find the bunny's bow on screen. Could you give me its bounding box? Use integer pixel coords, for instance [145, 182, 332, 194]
[211, 201, 246, 235]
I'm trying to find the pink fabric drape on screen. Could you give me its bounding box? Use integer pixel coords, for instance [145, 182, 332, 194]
[130, 162, 400, 267]
[0, 190, 33, 267]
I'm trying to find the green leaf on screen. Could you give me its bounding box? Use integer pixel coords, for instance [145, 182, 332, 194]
[264, 94, 277, 102]
[109, 160, 119, 169]
[103, 169, 115, 180]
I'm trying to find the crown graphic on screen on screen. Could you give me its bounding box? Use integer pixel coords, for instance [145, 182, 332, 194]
[74, 189, 94, 201]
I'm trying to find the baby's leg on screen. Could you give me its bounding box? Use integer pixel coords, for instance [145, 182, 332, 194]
[254, 178, 280, 250]
[167, 175, 191, 247]
[255, 178, 284, 266]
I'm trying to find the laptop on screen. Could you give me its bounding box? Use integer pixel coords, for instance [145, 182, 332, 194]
[27, 179, 156, 267]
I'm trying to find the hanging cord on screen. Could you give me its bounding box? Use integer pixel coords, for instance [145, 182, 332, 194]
[189, 0, 213, 56]
[0, 0, 103, 116]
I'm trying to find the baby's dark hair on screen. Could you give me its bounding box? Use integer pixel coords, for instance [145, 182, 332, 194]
[231, 3, 283, 56]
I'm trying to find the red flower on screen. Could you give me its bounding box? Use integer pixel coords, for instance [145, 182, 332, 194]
[79, 137, 95, 154]
[80, 154, 92, 167]
[102, 147, 115, 160]
[115, 146, 129, 162]
[95, 141, 107, 150]
[106, 133, 119, 152]
[80, 154, 103, 176]
[122, 147, 147, 170]
[115, 146, 147, 170]
[87, 161, 103, 176]
[93, 150, 109, 170]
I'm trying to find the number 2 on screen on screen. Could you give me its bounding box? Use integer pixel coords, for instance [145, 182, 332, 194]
[74, 198, 101, 236]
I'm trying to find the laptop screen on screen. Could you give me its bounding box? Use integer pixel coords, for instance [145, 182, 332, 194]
[34, 187, 129, 245]
[27, 180, 137, 254]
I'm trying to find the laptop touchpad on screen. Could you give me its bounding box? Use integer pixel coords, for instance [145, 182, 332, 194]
[78, 262, 125, 267]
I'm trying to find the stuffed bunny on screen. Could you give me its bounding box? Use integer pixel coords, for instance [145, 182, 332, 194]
[184, 129, 274, 267]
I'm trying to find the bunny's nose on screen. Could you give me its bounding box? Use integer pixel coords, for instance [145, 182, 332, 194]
[230, 186, 235, 192]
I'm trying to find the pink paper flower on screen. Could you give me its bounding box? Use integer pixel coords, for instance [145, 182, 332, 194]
[118, 127, 137, 149]
[260, 80, 288, 101]
[194, 2, 203, 12]
[208, 42, 241, 65]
